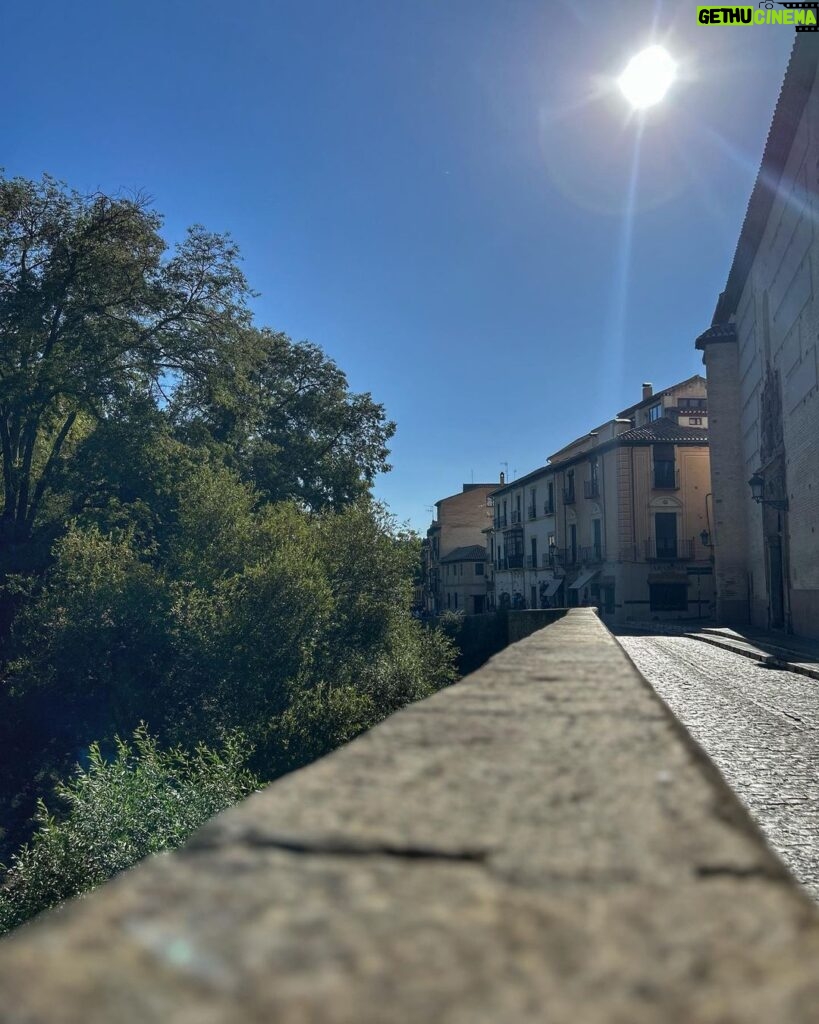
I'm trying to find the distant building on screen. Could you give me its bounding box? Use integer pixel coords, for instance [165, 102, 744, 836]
[422, 484, 496, 615]
[488, 377, 714, 625]
[696, 36, 819, 638]
[440, 545, 489, 615]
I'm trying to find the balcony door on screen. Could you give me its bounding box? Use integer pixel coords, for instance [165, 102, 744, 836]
[655, 512, 678, 559]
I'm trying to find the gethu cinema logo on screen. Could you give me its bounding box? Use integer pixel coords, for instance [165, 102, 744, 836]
[697, 3, 818, 24]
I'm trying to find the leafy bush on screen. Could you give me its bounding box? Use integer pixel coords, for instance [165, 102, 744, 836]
[0, 727, 257, 935]
[263, 684, 376, 774]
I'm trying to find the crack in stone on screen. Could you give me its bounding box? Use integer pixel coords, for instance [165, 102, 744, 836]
[695, 863, 785, 881]
[189, 831, 492, 864]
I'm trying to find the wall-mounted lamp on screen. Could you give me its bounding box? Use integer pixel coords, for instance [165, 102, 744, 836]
[748, 473, 789, 511]
[699, 529, 711, 547]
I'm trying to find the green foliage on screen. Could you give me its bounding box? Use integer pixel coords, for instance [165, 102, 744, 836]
[0, 174, 250, 577]
[0, 727, 257, 935]
[171, 327, 395, 510]
[0, 173, 457, 935]
[6, 469, 456, 777]
[264, 684, 376, 775]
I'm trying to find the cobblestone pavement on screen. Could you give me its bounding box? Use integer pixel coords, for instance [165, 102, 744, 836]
[617, 632, 819, 902]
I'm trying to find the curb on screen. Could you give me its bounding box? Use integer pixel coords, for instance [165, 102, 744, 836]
[684, 631, 819, 682]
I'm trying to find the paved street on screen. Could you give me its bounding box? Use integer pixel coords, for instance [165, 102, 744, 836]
[617, 632, 819, 902]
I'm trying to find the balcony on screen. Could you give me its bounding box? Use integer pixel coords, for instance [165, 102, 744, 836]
[495, 514, 508, 529]
[505, 553, 524, 570]
[645, 538, 694, 561]
[543, 500, 555, 516]
[577, 545, 605, 564]
[652, 465, 679, 490]
[562, 487, 575, 505]
[527, 504, 537, 520]
[583, 480, 599, 499]
[511, 509, 523, 525]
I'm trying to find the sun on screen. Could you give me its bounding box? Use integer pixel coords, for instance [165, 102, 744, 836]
[617, 46, 677, 110]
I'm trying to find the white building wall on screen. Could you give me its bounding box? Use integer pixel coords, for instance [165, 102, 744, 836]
[732, 63, 819, 635]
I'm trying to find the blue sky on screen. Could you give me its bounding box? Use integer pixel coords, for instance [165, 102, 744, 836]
[2, 1, 793, 530]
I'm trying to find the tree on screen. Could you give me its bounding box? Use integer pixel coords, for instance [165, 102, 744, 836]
[0, 727, 257, 935]
[0, 174, 251, 584]
[171, 327, 395, 510]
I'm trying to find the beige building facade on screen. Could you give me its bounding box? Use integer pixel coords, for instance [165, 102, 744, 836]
[422, 484, 495, 615]
[697, 36, 819, 639]
[488, 377, 714, 626]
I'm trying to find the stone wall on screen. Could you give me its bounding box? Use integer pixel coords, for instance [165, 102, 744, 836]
[2, 609, 819, 1022]
[447, 608, 568, 674]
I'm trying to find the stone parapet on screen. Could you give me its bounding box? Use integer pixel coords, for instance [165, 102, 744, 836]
[1, 609, 819, 1022]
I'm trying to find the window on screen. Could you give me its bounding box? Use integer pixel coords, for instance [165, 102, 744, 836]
[585, 459, 599, 498]
[679, 398, 706, 410]
[475, 562, 484, 576]
[653, 444, 676, 488]
[647, 404, 662, 422]
[530, 536, 538, 567]
[592, 519, 602, 560]
[546, 481, 554, 513]
[688, 416, 703, 425]
[654, 512, 678, 559]
[454, 592, 458, 609]
[650, 583, 688, 611]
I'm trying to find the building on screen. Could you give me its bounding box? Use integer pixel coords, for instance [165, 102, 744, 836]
[422, 484, 496, 615]
[696, 35, 819, 638]
[439, 545, 489, 615]
[487, 377, 714, 625]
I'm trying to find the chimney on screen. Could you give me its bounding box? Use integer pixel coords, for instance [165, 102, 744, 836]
[642, 383, 653, 401]
[499, 471, 505, 486]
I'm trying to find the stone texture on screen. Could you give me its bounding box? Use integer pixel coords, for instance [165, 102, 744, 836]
[2, 610, 819, 1022]
[619, 631, 819, 903]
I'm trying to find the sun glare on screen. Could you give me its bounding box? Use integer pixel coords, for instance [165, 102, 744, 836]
[618, 46, 677, 110]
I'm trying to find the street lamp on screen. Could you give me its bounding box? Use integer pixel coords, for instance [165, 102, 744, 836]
[748, 472, 789, 511]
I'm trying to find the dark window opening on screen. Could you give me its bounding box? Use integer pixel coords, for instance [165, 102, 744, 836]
[653, 443, 677, 489]
[654, 512, 678, 559]
[650, 583, 688, 611]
